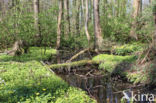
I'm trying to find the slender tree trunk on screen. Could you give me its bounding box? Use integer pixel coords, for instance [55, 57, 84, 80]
[153, 13, 156, 47]
[149, 0, 152, 3]
[93, 0, 103, 50]
[76, 1, 81, 35]
[33, 0, 41, 45]
[0, 1, 3, 22]
[85, 0, 91, 45]
[0, 0, 5, 18]
[64, 0, 70, 38]
[81, 0, 85, 27]
[140, 0, 142, 15]
[56, 0, 63, 49]
[130, 0, 141, 40]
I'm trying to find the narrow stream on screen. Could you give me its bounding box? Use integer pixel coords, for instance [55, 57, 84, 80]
[53, 66, 156, 103]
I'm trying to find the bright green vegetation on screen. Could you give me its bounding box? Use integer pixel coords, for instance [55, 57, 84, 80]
[93, 43, 156, 85]
[92, 54, 136, 73]
[49, 60, 99, 69]
[0, 47, 95, 103]
[0, 47, 57, 62]
[91, 43, 145, 73]
[112, 43, 146, 55]
[127, 63, 156, 84]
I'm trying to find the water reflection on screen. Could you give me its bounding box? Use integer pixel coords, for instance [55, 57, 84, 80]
[54, 68, 155, 103]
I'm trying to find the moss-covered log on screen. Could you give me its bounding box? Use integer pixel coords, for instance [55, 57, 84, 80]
[48, 60, 100, 69]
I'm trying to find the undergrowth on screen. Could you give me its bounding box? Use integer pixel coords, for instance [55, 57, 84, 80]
[0, 47, 95, 103]
[92, 54, 136, 73]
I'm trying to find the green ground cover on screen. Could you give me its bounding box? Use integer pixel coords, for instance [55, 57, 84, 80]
[0, 47, 95, 103]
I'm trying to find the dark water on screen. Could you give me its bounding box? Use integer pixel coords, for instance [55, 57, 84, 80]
[53, 67, 156, 103]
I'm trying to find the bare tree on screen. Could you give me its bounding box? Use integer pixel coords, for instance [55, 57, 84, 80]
[33, 0, 41, 45]
[130, 0, 141, 40]
[93, 0, 103, 50]
[56, 0, 63, 49]
[64, 0, 70, 38]
[153, 7, 156, 47]
[76, 1, 81, 35]
[149, 0, 152, 3]
[85, 0, 91, 45]
[81, 0, 85, 27]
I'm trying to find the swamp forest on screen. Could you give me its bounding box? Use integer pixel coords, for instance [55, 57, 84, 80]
[0, 0, 156, 103]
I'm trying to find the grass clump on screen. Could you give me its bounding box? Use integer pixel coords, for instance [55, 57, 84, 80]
[0, 47, 95, 103]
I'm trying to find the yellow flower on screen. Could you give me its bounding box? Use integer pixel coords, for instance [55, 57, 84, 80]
[42, 88, 46, 91]
[36, 92, 40, 96]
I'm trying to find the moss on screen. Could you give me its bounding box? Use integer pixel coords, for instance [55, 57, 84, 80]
[49, 60, 99, 69]
[92, 54, 136, 73]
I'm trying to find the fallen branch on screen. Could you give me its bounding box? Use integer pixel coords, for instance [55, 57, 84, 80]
[40, 61, 55, 74]
[48, 60, 100, 69]
[66, 48, 90, 62]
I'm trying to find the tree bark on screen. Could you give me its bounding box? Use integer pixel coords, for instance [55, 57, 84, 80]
[56, 0, 63, 49]
[81, 0, 85, 27]
[130, 0, 141, 40]
[153, 13, 156, 47]
[93, 0, 103, 50]
[64, 0, 70, 38]
[85, 0, 91, 44]
[149, 0, 152, 3]
[33, 0, 41, 45]
[76, 1, 81, 35]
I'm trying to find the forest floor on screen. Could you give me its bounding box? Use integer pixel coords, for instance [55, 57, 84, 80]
[0, 44, 155, 102]
[0, 47, 95, 103]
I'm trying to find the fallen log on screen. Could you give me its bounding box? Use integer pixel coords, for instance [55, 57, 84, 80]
[66, 48, 90, 62]
[40, 61, 55, 74]
[48, 60, 100, 69]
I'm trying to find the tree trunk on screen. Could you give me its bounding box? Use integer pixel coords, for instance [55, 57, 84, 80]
[130, 0, 141, 40]
[0, 1, 3, 22]
[140, 0, 142, 14]
[153, 13, 156, 47]
[85, 0, 91, 45]
[7, 40, 29, 56]
[149, 0, 152, 3]
[93, 0, 103, 50]
[33, 0, 41, 45]
[64, 0, 70, 38]
[76, 1, 81, 35]
[56, 0, 63, 49]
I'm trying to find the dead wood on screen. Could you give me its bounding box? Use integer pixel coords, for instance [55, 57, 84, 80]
[6, 40, 29, 56]
[66, 48, 90, 62]
[48, 60, 100, 69]
[40, 61, 55, 74]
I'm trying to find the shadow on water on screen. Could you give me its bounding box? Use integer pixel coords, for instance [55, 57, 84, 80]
[53, 65, 156, 103]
